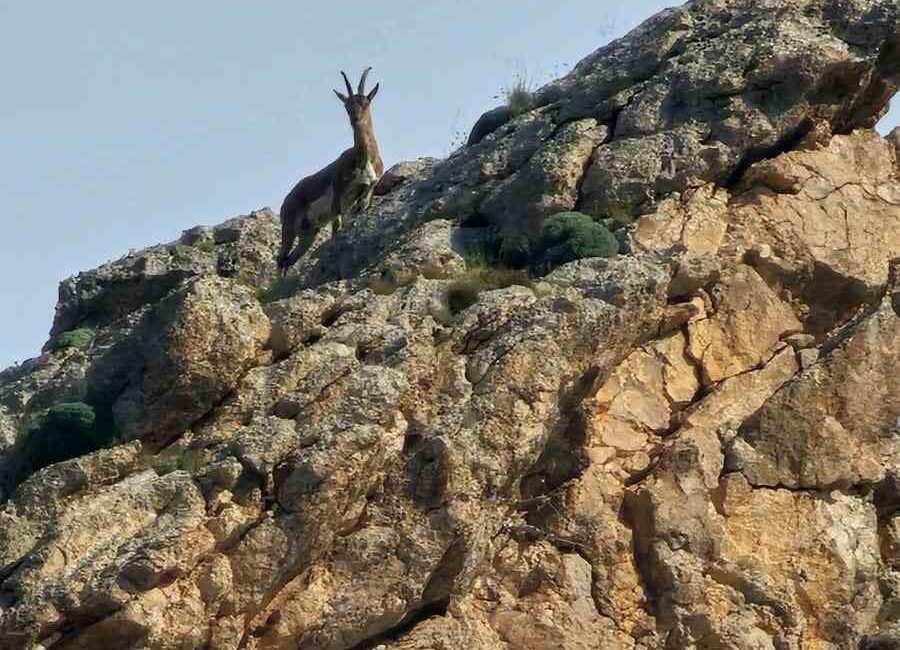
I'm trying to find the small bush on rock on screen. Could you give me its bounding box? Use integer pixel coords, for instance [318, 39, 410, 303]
[52, 327, 95, 351]
[531, 212, 619, 272]
[25, 402, 118, 471]
[463, 241, 503, 269]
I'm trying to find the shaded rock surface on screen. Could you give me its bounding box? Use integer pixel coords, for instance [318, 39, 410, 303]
[1, 1, 899, 649]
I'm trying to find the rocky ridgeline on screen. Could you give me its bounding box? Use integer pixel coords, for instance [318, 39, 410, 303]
[1, 1, 899, 648]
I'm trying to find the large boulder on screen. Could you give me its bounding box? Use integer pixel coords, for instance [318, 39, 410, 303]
[50, 209, 279, 338]
[106, 276, 271, 444]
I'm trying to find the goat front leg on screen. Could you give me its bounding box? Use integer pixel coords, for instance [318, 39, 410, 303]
[360, 184, 375, 212]
[329, 189, 349, 239]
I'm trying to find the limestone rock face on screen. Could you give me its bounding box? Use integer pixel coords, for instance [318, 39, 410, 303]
[729, 296, 900, 490]
[112, 276, 272, 444]
[686, 265, 801, 385]
[2, 1, 899, 649]
[728, 130, 900, 333]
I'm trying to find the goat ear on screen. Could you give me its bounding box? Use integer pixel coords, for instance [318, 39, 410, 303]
[367, 83, 380, 101]
[334, 89, 348, 103]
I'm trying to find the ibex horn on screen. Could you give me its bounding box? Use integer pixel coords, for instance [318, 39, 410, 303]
[341, 71, 354, 97]
[358, 67, 373, 94]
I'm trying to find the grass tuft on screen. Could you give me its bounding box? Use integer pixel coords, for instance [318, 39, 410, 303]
[142, 448, 205, 476]
[444, 267, 533, 314]
[257, 276, 304, 303]
[505, 76, 534, 116]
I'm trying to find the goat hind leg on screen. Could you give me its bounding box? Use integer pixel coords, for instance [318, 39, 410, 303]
[284, 223, 319, 269]
[277, 216, 297, 276]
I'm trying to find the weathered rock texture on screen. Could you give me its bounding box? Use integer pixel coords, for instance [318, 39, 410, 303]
[1, 1, 899, 649]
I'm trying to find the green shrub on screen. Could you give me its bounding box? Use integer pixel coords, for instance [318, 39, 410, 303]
[52, 327, 95, 351]
[606, 205, 636, 227]
[453, 225, 507, 266]
[462, 241, 503, 269]
[532, 212, 619, 271]
[497, 230, 533, 267]
[257, 276, 304, 303]
[25, 402, 118, 471]
[445, 267, 533, 314]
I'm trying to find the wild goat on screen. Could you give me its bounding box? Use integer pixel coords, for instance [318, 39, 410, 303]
[277, 68, 384, 275]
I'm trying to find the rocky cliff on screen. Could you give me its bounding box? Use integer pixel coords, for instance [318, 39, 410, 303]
[1, 1, 899, 648]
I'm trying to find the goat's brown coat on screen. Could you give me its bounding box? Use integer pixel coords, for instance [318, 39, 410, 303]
[278, 69, 384, 274]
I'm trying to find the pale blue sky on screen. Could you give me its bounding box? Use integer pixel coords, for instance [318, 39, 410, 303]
[0, 1, 897, 370]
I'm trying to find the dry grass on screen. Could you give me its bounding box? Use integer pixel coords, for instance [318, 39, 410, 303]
[444, 266, 533, 314]
[505, 76, 534, 116]
[141, 447, 205, 476]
